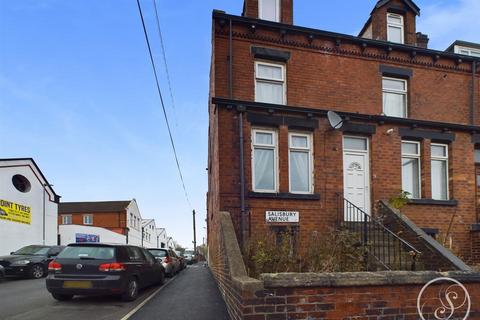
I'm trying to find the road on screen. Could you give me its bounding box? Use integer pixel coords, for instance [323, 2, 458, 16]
[0, 265, 229, 320]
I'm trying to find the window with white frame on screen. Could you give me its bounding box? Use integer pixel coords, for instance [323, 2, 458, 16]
[457, 47, 480, 57]
[431, 144, 449, 200]
[289, 133, 313, 193]
[259, 0, 280, 22]
[387, 13, 404, 44]
[383, 77, 407, 118]
[83, 214, 93, 225]
[252, 129, 278, 192]
[401, 141, 421, 198]
[62, 215, 72, 225]
[255, 62, 285, 105]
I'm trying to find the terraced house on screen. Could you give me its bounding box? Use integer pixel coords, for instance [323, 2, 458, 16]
[208, 0, 480, 274]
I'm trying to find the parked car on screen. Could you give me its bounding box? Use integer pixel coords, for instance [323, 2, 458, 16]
[174, 250, 186, 270]
[183, 249, 196, 265]
[46, 243, 165, 302]
[147, 248, 180, 277]
[0, 245, 65, 279]
[0, 265, 5, 281]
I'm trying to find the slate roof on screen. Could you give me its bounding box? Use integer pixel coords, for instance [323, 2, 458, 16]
[375, 0, 420, 15]
[59, 201, 131, 213]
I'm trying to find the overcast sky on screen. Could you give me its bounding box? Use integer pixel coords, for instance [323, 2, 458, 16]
[0, 0, 478, 247]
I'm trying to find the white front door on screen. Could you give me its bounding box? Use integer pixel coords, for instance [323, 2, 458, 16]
[343, 137, 370, 221]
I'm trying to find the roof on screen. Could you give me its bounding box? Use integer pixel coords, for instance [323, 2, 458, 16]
[375, 0, 420, 16]
[59, 201, 131, 213]
[0, 158, 60, 203]
[142, 219, 155, 226]
[446, 40, 480, 53]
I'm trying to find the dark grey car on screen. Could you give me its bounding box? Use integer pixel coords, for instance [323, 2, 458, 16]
[46, 243, 165, 302]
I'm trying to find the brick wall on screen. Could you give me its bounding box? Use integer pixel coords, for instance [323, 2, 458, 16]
[473, 228, 480, 264]
[209, 211, 480, 320]
[242, 0, 293, 25]
[209, 11, 480, 263]
[57, 211, 127, 235]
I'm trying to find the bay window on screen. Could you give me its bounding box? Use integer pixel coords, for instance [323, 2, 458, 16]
[289, 133, 313, 194]
[252, 129, 278, 192]
[383, 77, 407, 118]
[431, 144, 449, 200]
[401, 141, 421, 198]
[255, 62, 285, 105]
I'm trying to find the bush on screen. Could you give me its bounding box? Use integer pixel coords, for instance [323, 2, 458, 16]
[244, 228, 364, 278]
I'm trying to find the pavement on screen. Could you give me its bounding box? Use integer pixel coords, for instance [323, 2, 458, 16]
[130, 264, 229, 320]
[0, 264, 229, 320]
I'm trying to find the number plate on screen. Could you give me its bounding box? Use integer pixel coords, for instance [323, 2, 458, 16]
[63, 281, 93, 289]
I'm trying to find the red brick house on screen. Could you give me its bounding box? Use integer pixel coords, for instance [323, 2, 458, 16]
[208, 0, 480, 268]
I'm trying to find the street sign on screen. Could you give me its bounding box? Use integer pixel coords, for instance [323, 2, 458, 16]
[265, 211, 299, 223]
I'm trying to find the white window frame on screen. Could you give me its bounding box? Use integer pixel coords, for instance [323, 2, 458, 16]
[255, 61, 286, 105]
[431, 143, 449, 200]
[258, 0, 280, 22]
[252, 128, 278, 193]
[83, 214, 93, 225]
[382, 77, 408, 118]
[401, 141, 421, 199]
[455, 46, 480, 57]
[62, 215, 72, 225]
[387, 13, 404, 44]
[288, 132, 314, 194]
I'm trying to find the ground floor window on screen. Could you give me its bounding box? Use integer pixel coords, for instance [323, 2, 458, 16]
[431, 143, 449, 200]
[401, 141, 421, 198]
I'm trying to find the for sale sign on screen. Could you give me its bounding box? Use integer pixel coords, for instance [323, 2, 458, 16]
[265, 211, 299, 223]
[0, 200, 31, 225]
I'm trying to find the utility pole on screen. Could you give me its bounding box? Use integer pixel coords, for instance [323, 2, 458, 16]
[193, 210, 197, 255]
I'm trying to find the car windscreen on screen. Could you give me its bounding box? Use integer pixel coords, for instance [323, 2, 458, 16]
[14, 245, 50, 256]
[57, 246, 115, 260]
[148, 249, 167, 258]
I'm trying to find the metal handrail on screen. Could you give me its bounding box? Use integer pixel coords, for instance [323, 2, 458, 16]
[337, 194, 421, 271]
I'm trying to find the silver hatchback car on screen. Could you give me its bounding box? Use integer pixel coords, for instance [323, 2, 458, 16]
[147, 248, 179, 277]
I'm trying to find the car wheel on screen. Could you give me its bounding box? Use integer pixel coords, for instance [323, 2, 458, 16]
[121, 277, 139, 302]
[52, 293, 73, 301]
[29, 264, 45, 279]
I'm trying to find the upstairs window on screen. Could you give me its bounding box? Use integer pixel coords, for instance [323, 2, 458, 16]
[458, 48, 480, 57]
[252, 129, 278, 192]
[255, 62, 285, 105]
[383, 77, 407, 118]
[61, 215, 72, 225]
[259, 0, 280, 22]
[83, 214, 93, 225]
[431, 144, 449, 200]
[401, 141, 421, 199]
[289, 133, 313, 194]
[387, 13, 404, 44]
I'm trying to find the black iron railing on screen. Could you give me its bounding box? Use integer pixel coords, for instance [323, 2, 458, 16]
[336, 194, 421, 271]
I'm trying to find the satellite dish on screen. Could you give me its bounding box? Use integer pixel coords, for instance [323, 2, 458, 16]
[327, 111, 344, 130]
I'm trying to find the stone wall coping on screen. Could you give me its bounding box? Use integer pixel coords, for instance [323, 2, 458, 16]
[261, 271, 480, 288]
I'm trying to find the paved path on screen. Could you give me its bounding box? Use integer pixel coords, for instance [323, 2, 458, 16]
[130, 264, 229, 320]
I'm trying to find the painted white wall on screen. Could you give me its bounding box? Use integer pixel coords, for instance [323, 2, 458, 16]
[58, 224, 126, 245]
[126, 200, 142, 246]
[0, 160, 58, 256]
[156, 228, 167, 248]
[142, 219, 156, 248]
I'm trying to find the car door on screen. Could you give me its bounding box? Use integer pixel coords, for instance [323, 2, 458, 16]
[125, 247, 148, 287]
[141, 249, 160, 285]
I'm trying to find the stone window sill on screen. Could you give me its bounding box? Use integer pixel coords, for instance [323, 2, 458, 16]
[408, 199, 458, 206]
[248, 192, 320, 200]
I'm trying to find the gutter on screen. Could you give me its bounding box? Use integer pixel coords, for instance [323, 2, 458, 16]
[212, 97, 480, 133]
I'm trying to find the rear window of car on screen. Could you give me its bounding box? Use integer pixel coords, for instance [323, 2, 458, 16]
[149, 249, 167, 258]
[57, 246, 115, 260]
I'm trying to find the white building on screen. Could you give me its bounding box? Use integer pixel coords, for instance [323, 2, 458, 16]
[0, 158, 59, 255]
[59, 224, 126, 245]
[142, 219, 156, 248]
[156, 228, 167, 248]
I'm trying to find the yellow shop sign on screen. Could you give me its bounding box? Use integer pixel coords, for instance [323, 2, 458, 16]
[0, 200, 31, 225]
